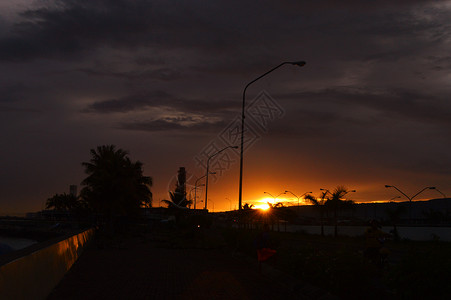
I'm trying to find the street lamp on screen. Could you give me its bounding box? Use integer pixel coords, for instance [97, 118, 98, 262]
[205, 146, 238, 210]
[385, 185, 436, 222]
[264, 191, 286, 204]
[430, 187, 446, 198]
[285, 190, 312, 206]
[190, 184, 204, 209]
[238, 61, 306, 211]
[194, 173, 215, 209]
[319, 188, 331, 194]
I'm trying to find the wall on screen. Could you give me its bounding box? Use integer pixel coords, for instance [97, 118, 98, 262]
[0, 228, 94, 300]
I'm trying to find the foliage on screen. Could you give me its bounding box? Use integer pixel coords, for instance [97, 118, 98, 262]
[268, 202, 285, 208]
[242, 203, 254, 210]
[80, 145, 152, 219]
[304, 193, 326, 206]
[324, 186, 356, 236]
[304, 193, 327, 235]
[325, 186, 355, 210]
[162, 167, 192, 209]
[162, 191, 191, 209]
[46, 193, 79, 211]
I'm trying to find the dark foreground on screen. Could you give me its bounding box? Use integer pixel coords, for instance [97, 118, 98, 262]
[47, 225, 451, 300]
[47, 229, 334, 300]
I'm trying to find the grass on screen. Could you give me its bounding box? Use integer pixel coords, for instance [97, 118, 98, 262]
[219, 227, 451, 299]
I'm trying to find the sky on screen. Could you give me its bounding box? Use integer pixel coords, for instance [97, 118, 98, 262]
[1, 0, 450, 214]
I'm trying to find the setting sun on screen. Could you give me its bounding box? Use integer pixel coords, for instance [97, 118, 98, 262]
[254, 202, 270, 210]
[252, 197, 276, 210]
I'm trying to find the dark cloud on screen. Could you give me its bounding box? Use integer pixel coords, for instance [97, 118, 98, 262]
[0, 105, 39, 113]
[76, 67, 182, 81]
[0, 0, 251, 61]
[0, 83, 28, 103]
[0, 0, 154, 60]
[83, 91, 173, 113]
[428, 55, 451, 71]
[84, 90, 239, 115]
[1, 0, 439, 63]
[119, 117, 227, 133]
[1, 0, 450, 213]
[278, 86, 451, 126]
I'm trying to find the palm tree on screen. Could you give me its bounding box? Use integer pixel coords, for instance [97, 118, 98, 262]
[80, 145, 152, 231]
[46, 193, 79, 211]
[240, 203, 257, 229]
[162, 191, 192, 209]
[243, 203, 254, 210]
[325, 186, 355, 237]
[305, 193, 327, 236]
[162, 167, 192, 209]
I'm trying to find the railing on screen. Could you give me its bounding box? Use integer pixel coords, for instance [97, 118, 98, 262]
[0, 228, 94, 300]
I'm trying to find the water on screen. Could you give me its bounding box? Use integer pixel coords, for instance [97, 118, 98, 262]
[0, 236, 37, 252]
[284, 225, 451, 241]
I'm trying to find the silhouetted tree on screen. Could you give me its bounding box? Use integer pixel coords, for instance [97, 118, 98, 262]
[238, 203, 257, 229]
[325, 186, 355, 237]
[46, 193, 79, 211]
[80, 145, 152, 231]
[269, 202, 285, 208]
[305, 193, 327, 236]
[162, 167, 192, 209]
[243, 203, 254, 210]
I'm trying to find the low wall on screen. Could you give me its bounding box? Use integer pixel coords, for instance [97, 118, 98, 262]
[0, 228, 94, 300]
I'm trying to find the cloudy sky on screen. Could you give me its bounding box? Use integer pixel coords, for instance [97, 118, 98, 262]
[1, 0, 450, 214]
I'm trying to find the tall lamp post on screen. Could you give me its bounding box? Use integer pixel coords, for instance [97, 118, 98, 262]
[431, 187, 446, 198]
[194, 173, 215, 209]
[238, 61, 306, 211]
[319, 188, 331, 195]
[285, 190, 312, 207]
[191, 184, 204, 209]
[205, 146, 238, 210]
[385, 185, 435, 223]
[263, 191, 286, 205]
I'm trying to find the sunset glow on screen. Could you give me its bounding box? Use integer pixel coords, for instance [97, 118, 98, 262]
[0, 1, 449, 215]
[253, 202, 270, 211]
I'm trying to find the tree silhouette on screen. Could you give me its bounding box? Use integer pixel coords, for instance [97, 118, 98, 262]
[325, 186, 355, 237]
[305, 193, 327, 236]
[46, 193, 79, 211]
[80, 145, 152, 230]
[243, 203, 254, 210]
[162, 167, 192, 209]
